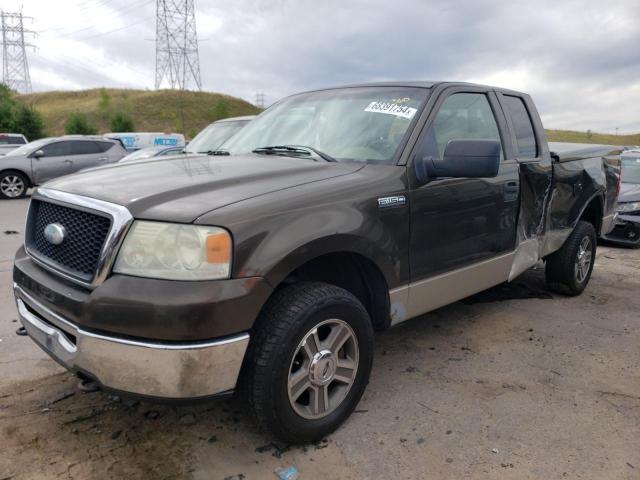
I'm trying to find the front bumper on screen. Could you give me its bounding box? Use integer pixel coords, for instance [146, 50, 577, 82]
[14, 283, 250, 399]
[601, 214, 640, 247]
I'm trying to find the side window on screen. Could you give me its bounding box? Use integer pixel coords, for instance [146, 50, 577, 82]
[41, 141, 72, 157]
[69, 141, 101, 155]
[503, 95, 537, 158]
[417, 93, 503, 161]
[97, 141, 114, 152]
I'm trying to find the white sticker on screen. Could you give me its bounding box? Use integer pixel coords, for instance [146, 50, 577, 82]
[364, 101, 417, 119]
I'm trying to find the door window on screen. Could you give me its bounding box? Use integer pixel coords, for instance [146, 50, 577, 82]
[503, 95, 537, 158]
[41, 141, 72, 157]
[69, 141, 101, 155]
[417, 92, 503, 160]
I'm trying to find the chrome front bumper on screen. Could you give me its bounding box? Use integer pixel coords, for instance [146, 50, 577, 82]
[14, 284, 249, 399]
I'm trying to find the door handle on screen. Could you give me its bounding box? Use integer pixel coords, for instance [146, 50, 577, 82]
[503, 181, 519, 202]
[64, 159, 72, 164]
[98, 157, 108, 162]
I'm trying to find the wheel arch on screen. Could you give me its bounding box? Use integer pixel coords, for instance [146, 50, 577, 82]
[0, 168, 32, 186]
[263, 240, 395, 330]
[577, 192, 604, 235]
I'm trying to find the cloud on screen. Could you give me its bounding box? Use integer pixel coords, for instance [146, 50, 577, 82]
[4, 0, 640, 132]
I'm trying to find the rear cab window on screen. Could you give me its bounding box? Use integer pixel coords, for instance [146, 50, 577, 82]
[503, 95, 538, 158]
[0, 135, 26, 145]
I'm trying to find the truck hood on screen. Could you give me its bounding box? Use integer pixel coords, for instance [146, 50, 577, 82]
[43, 154, 363, 222]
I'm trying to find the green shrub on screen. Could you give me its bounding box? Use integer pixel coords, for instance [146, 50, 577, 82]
[110, 112, 135, 132]
[65, 112, 98, 135]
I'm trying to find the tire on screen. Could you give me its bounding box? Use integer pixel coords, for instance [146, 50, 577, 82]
[545, 220, 597, 296]
[239, 281, 374, 443]
[0, 171, 28, 199]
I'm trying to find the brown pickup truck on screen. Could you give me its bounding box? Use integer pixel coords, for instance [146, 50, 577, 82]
[13, 82, 618, 442]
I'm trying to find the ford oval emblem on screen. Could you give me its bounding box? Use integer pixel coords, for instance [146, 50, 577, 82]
[44, 223, 66, 245]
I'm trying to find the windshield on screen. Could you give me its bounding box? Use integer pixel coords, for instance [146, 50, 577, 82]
[621, 156, 640, 184]
[5, 138, 51, 157]
[222, 87, 430, 164]
[120, 147, 162, 162]
[185, 120, 250, 153]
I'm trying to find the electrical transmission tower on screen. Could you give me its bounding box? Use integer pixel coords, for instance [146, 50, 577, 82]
[255, 92, 265, 108]
[1, 11, 34, 93]
[155, 0, 202, 90]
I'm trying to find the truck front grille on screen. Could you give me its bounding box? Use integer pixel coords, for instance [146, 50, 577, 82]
[26, 200, 112, 281]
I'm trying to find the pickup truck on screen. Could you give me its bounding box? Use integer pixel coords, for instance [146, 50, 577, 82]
[13, 82, 618, 443]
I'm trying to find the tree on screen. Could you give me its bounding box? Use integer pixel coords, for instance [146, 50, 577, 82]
[586, 129, 593, 140]
[0, 83, 16, 131]
[213, 98, 230, 120]
[110, 112, 135, 132]
[14, 105, 45, 140]
[65, 112, 98, 135]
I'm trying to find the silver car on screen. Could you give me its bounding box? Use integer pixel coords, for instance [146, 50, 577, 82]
[0, 136, 127, 199]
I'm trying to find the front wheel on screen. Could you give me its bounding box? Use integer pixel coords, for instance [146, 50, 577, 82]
[0, 171, 28, 199]
[240, 282, 374, 443]
[545, 220, 597, 296]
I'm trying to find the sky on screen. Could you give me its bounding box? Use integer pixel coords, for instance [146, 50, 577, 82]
[2, 0, 640, 133]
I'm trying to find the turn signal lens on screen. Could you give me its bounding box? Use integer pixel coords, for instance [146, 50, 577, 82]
[206, 232, 232, 264]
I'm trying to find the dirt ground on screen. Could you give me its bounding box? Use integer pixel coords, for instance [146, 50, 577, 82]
[1, 197, 639, 480]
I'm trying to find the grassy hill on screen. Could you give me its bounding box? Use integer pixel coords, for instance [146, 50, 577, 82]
[545, 129, 640, 146]
[15, 88, 262, 139]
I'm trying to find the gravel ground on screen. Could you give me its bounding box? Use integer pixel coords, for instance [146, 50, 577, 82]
[1, 196, 639, 480]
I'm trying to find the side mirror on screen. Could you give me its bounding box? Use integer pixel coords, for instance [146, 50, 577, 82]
[415, 139, 501, 182]
[33, 149, 44, 158]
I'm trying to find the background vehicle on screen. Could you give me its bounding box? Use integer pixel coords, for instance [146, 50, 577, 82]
[105, 132, 185, 151]
[0, 136, 126, 199]
[184, 116, 254, 154]
[118, 145, 184, 163]
[0, 133, 28, 156]
[13, 82, 617, 443]
[602, 149, 640, 246]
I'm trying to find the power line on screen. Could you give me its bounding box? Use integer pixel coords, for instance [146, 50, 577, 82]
[1, 10, 34, 93]
[155, 0, 202, 91]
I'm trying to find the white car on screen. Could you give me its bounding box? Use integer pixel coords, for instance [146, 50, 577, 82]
[0, 133, 27, 156]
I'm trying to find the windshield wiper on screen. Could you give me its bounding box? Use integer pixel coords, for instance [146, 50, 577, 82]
[252, 145, 337, 162]
[201, 149, 230, 156]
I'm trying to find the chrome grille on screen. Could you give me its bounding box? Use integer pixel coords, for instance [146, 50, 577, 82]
[26, 199, 112, 281]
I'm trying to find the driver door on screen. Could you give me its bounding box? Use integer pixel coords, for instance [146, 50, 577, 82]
[32, 141, 74, 184]
[409, 89, 520, 280]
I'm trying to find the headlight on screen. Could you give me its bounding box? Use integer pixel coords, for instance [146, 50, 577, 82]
[113, 221, 232, 280]
[617, 202, 640, 213]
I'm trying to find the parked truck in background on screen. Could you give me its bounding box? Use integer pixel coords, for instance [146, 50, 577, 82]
[0, 133, 28, 156]
[13, 82, 618, 443]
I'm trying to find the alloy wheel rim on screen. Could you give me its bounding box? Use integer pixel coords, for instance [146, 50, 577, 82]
[0, 175, 25, 198]
[287, 319, 359, 420]
[575, 236, 593, 283]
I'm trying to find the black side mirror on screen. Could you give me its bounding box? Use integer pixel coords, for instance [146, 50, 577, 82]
[415, 139, 501, 182]
[33, 149, 44, 158]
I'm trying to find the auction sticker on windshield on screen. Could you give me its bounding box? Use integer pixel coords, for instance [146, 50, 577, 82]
[364, 101, 417, 119]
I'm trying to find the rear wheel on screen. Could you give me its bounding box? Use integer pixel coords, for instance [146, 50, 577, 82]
[545, 220, 597, 296]
[0, 171, 28, 199]
[240, 281, 374, 443]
